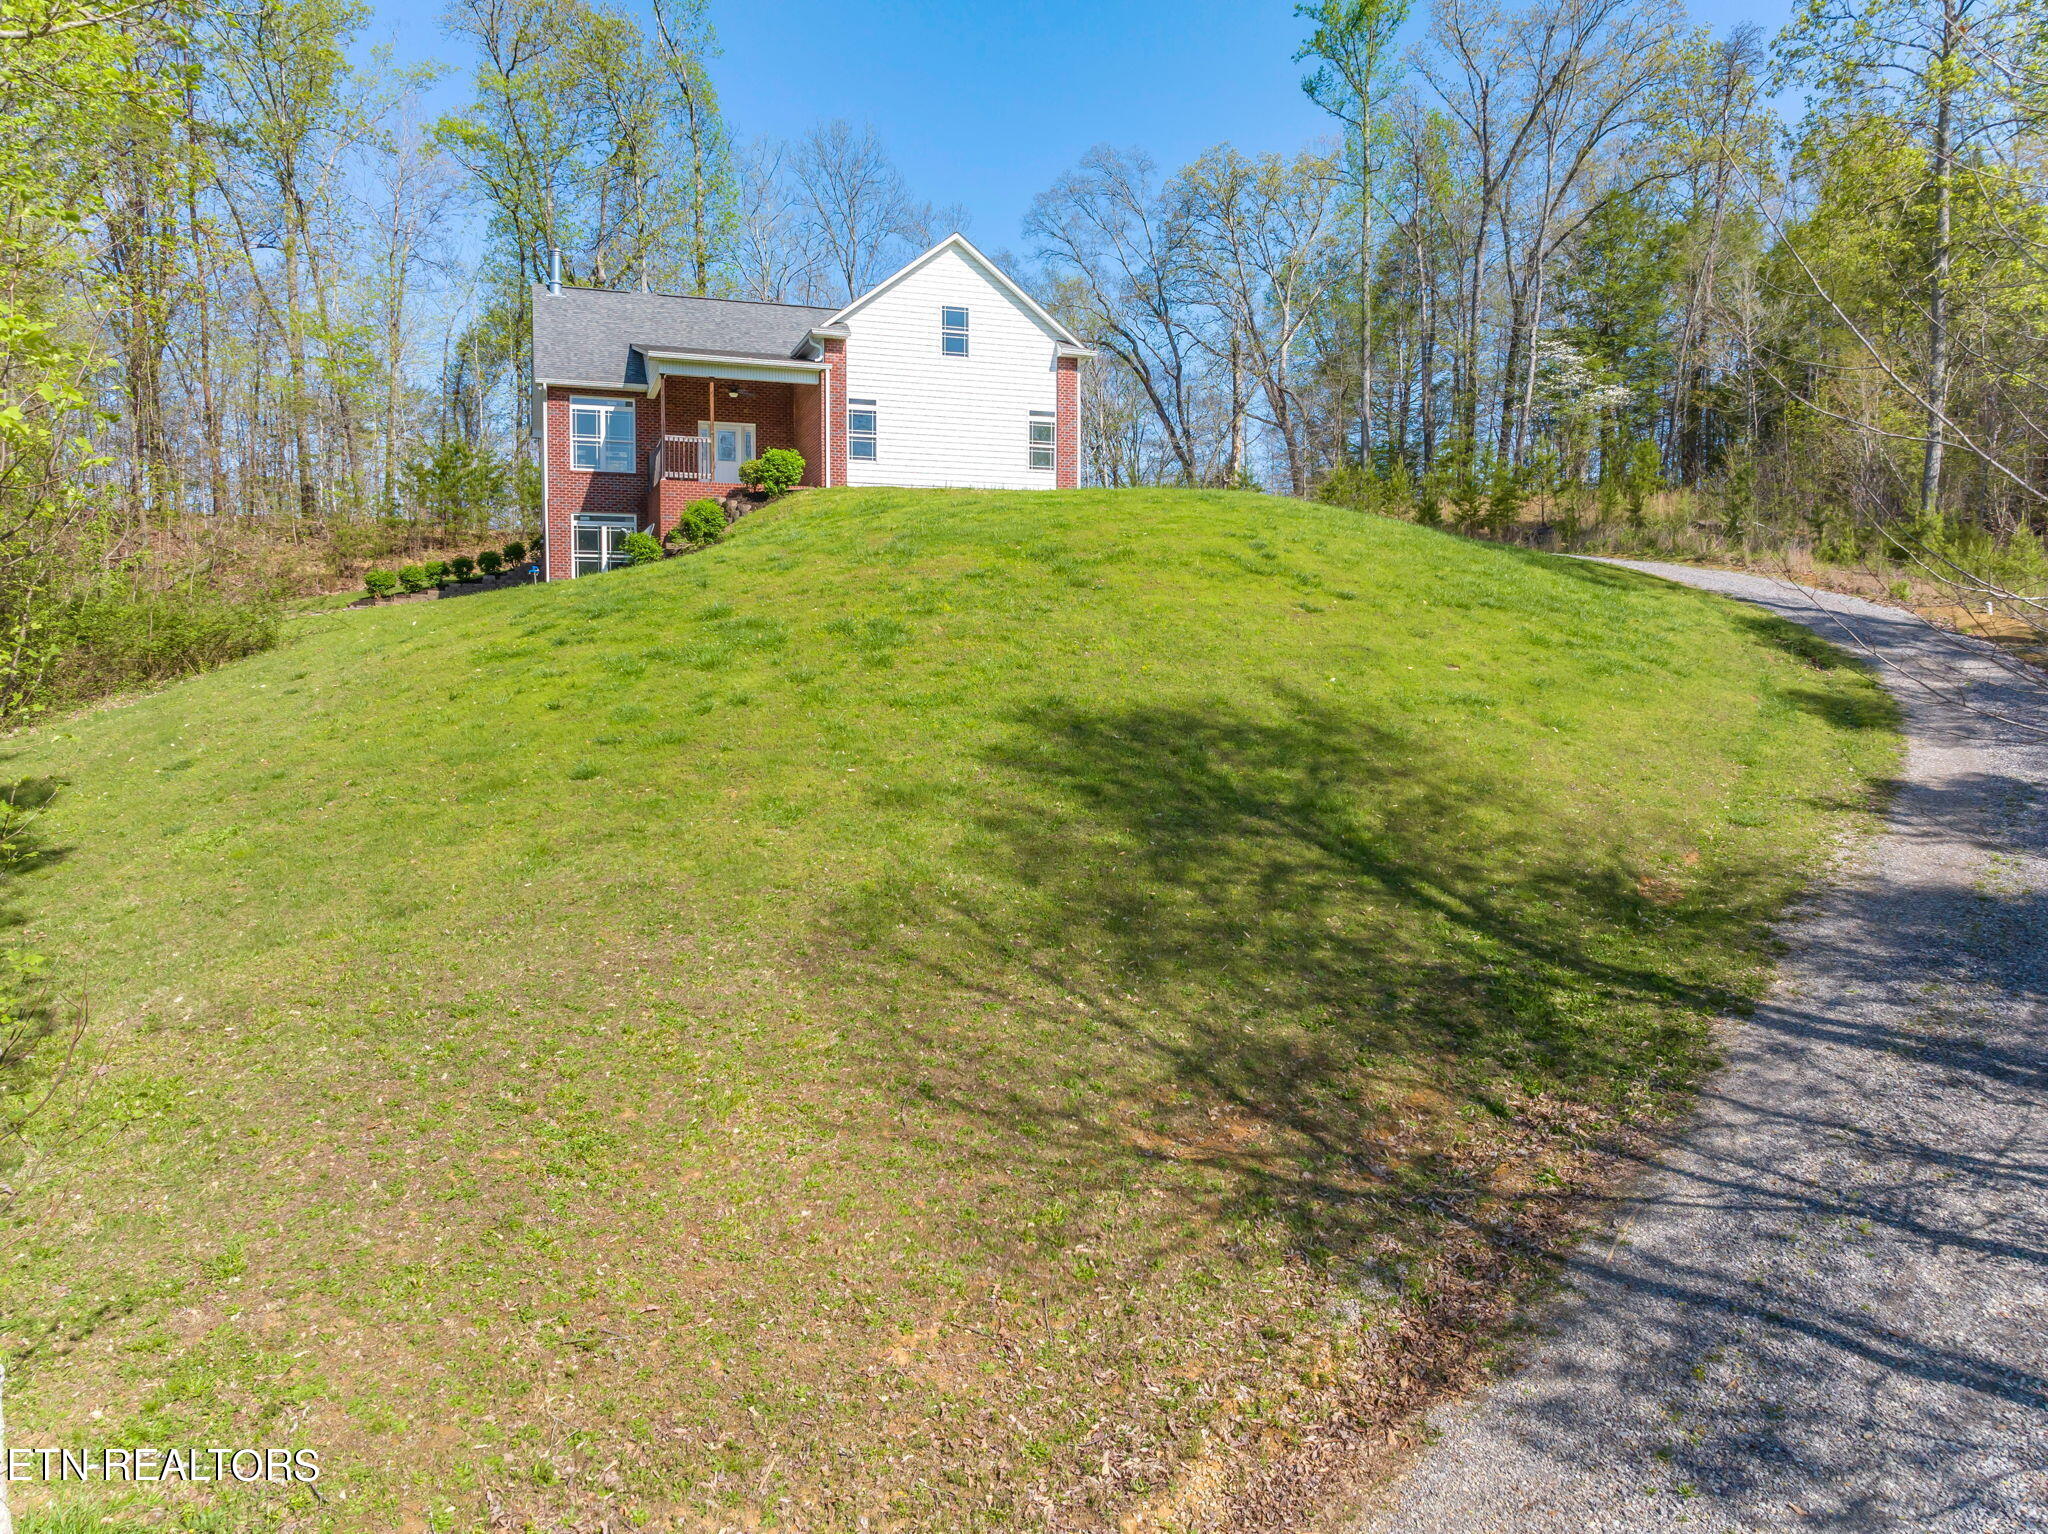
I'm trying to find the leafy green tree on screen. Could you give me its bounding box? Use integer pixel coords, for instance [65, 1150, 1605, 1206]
[210, 0, 372, 519]
[0, 1, 179, 719]
[397, 438, 507, 539]
[1296, 0, 1410, 464]
[650, 0, 734, 296]
[1557, 192, 1677, 428]
[1776, 0, 2035, 521]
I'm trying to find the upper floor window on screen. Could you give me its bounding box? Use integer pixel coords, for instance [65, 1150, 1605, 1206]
[940, 307, 969, 357]
[1028, 412, 1054, 471]
[569, 396, 636, 473]
[849, 400, 878, 461]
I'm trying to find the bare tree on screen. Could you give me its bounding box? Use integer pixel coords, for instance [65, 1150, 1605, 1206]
[362, 83, 461, 508]
[1178, 145, 1345, 496]
[1423, 0, 1683, 458]
[1027, 146, 1211, 484]
[790, 120, 944, 302]
[726, 136, 825, 302]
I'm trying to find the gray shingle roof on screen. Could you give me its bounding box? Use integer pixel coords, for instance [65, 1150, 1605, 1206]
[530, 284, 838, 389]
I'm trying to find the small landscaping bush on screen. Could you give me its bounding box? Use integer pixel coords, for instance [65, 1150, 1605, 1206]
[450, 554, 477, 581]
[397, 564, 430, 594]
[422, 560, 449, 588]
[363, 569, 399, 599]
[478, 549, 504, 576]
[621, 531, 665, 566]
[503, 540, 526, 565]
[740, 448, 804, 495]
[667, 499, 727, 548]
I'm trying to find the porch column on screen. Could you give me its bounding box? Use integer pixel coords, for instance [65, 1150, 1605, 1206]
[820, 337, 847, 488]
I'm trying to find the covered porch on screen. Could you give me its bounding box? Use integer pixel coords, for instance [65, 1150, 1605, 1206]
[639, 348, 831, 536]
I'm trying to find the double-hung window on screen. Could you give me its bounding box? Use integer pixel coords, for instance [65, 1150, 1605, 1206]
[569, 396, 636, 474]
[1028, 411, 1055, 471]
[849, 400, 878, 461]
[940, 307, 969, 357]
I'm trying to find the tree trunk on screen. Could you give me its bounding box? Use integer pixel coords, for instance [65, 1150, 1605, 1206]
[1919, 13, 1955, 524]
[1358, 153, 1375, 466]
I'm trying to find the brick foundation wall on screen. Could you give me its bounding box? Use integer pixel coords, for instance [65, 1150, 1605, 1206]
[1055, 356, 1080, 490]
[542, 386, 658, 580]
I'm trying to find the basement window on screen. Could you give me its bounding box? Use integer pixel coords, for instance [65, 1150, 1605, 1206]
[1028, 412, 1054, 471]
[941, 307, 969, 357]
[849, 400, 878, 461]
[569, 396, 636, 474]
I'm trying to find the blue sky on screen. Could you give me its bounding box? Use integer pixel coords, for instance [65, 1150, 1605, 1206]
[368, 0, 1802, 255]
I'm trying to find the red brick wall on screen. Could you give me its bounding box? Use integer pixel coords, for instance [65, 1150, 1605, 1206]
[791, 383, 822, 488]
[542, 386, 658, 580]
[651, 380, 806, 536]
[544, 378, 828, 575]
[1055, 356, 1080, 490]
[661, 378, 798, 456]
[820, 338, 847, 488]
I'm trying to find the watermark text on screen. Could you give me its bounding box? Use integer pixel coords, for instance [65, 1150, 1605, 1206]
[7, 1446, 318, 1484]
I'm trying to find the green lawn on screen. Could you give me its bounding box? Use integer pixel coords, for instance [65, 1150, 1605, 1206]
[0, 488, 1895, 1533]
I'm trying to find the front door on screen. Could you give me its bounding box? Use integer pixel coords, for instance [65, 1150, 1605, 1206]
[572, 513, 639, 576]
[702, 421, 756, 484]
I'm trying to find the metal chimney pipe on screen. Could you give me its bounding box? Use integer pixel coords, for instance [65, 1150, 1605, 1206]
[548, 246, 562, 296]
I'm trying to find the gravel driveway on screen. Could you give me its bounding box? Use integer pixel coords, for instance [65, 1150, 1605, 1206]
[1359, 561, 2047, 1533]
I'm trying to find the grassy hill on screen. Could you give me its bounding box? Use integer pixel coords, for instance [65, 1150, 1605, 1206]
[0, 488, 1894, 1533]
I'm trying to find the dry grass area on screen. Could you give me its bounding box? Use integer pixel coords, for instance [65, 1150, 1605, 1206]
[1488, 493, 2048, 674]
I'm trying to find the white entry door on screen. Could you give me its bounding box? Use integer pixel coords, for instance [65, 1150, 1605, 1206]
[702, 421, 756, 483]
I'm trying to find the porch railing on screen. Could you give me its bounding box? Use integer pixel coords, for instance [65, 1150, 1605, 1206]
[649, 433, 711, 485]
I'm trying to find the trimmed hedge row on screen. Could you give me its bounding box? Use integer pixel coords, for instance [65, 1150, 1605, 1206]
[364, 539, 534, 600]
[361, 451, 808, 596]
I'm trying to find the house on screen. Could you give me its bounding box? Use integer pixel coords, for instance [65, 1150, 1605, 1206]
[530, 233, 1093, 580]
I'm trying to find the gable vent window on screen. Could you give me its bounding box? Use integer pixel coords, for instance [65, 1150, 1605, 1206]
[569, 396, 636, 474]
[1028, 411, 1055, 471]
[849, 400, 878, 461]
[940, 307, 969, 357]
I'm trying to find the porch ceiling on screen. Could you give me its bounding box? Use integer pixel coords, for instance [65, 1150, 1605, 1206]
[637, 346, 827, 395]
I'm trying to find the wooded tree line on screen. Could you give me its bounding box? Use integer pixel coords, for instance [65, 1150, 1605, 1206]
[3, 0, 2045, 719]
[1034, 0, 2048, 615]
[0, 0, 960, 714]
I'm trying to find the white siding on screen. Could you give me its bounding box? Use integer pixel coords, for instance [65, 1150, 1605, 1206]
[841, 246, 1061, 490]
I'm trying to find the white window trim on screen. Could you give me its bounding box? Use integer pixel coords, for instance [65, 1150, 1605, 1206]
[1028, 412, 1054, 471]
[849, 400, 878, 462]
[569, 395, 636, 475]
[571, 512, 640, 577]
[940, 307, 969, 357]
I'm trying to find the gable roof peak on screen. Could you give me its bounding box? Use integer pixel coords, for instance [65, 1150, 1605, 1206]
[826, 234, 1091, 354]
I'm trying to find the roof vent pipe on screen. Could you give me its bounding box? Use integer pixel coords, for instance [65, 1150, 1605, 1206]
[548, 246, 562, 296]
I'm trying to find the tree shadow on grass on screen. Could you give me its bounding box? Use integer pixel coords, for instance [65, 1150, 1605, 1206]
[828, 688, 1815, 1277]
[0, 776, 70, 896]
[0, 776, 73, 1143]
